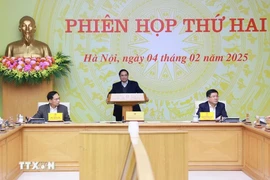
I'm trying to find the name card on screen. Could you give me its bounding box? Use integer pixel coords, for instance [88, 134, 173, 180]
[48, 113, 63, 122]
[110, 93, 145, 102]
[126, 111, 144, 122]
[200, 112, 215, 120]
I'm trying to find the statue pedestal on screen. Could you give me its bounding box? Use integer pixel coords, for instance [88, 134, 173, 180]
[2, 80, 53, 119]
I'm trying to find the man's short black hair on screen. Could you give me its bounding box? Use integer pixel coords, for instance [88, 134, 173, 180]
[118, 69, 129, 76]
[47, 91, 59, 101]
[206, 89, 218, 97]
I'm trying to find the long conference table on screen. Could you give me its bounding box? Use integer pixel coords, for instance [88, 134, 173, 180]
[0, 121, 270, 180]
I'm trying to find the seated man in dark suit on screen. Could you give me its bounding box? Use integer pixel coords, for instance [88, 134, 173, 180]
[108, 69, 148, 121]
[33, 91, 71, 121]
[196, 89, 228, 119]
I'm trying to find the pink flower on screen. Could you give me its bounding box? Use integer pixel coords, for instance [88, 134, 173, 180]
[17, 65, 22, 70]
[24, 64, 31, 72]
[30, 60, 36, 65]
[44, 62, 50, 66]
[46, 56, 52, 61]
[39, 62, 44, 68]
[35, 66, 40, 71]
[18, 61, 24, 65]
[25, 58, 31, 64]
[8, 65, 13, 70]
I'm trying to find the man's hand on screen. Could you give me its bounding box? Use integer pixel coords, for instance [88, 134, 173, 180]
[215, 116, 222, 121]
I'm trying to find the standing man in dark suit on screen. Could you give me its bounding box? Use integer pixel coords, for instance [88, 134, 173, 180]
[196, 89, 228, 119]
[108, 69, 148, 121]
[32, 91, 71, 121]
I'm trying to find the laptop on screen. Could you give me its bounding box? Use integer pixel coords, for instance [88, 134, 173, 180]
[28, 118, 45, 124]
[223, 117, 240, 123]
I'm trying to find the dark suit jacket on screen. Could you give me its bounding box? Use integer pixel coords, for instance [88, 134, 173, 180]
[33, 104, 71, 121]
[196, 101, 228, 118]
[108, 80, 144, 117]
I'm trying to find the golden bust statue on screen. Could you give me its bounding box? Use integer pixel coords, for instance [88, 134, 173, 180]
[5, 16, 52, 57]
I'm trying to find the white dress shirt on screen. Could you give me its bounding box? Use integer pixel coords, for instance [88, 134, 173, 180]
[50, 106, 57, 113]
[208, 102, 217, 118]
[121, 81, 128, 87]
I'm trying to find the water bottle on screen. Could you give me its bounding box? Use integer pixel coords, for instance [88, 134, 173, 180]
[0, 117, 3, 129]
[18, 114, 24, 123]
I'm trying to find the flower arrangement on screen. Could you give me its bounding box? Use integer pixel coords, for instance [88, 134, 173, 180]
[0, 52, 71, 85]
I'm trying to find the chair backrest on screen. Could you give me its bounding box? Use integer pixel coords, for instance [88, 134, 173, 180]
[38, 102, 70, 115]
[194, 100, 226, 114]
